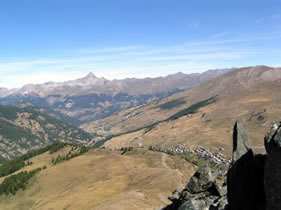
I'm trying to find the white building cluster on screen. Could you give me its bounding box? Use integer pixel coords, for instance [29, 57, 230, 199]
[149, 144, 231, 166]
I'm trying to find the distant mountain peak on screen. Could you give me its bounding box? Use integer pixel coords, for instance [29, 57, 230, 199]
[85, 72, 97, 79]
[174, 72, 184, 75]
[78, 72, 101, 84]
[168, 72, 187, 79]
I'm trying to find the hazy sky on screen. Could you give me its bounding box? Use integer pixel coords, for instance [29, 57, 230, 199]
[1, 0, 281, 88]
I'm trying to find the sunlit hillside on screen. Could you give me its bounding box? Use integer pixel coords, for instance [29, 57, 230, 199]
[0, 145, 196, 209]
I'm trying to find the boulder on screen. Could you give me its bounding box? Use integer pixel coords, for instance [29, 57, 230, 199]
[264, 122, 281, 210]
[164, 164, 223, 210]
[186, 165, 214, 194]
[178, 199, 207, 210]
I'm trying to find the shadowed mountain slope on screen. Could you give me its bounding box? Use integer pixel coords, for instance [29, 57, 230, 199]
[0, 105, 96, 162]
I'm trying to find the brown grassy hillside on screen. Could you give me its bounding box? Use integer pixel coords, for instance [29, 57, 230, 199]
[81, 66, 281, 136]
[0, 147, 196, 210]
[104, 78, 281, 157]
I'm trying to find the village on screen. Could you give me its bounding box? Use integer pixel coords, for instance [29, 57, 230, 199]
[148, 144, 232, 166]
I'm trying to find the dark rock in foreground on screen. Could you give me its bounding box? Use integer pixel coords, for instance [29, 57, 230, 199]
[227, 121, 266, 210]
[163, 164, 227, 210]
[231, 121, 252, 162]
[264, 122, 281, 210]
[164, 121, 281, 210]
[186, 165, 215, 194]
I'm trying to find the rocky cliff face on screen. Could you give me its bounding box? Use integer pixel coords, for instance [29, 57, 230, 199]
[165, 121, 281, 210]
[227, 122, 266, 210]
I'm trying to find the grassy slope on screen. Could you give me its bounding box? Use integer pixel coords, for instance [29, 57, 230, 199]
[81, 95, 192, 136]
[81, 66, 281, 136]
[0, 147, 196, 210]
[104, 79, 281, 156]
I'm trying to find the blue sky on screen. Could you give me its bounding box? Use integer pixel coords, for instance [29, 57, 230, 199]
[1, 0, 281, 88]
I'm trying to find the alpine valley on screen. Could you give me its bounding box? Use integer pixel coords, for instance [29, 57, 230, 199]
[0, 69, 231, 124]
[1, 66, 281, 209]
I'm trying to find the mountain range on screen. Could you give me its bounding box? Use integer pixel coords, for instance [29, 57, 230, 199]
[0, 69, 232, 123]
[1, 66, 281, 159]
[82, 66, 281, 134]
[94, 66, 281, 156]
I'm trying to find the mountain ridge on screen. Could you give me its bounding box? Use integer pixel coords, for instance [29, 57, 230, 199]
[0, 68, 232, 123]
[82, 66, 281, 135]
[0, 105, 97, 162]
[0, 69, 233, 97]
[93, 66, 281, 156]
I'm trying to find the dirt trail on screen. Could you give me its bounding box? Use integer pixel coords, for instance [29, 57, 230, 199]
[161, 153, 170, 169]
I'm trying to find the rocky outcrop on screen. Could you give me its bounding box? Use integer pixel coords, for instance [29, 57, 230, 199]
[164, 121, 281, 210]
[227, 122, 266, 210]
[264, 122, 281, 210]
[163, 165, 227, 210]
[164, 165, 227, 210]
[231, 122, 252, 162]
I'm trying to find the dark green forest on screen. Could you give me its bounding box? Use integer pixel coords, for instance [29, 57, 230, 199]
[167, 96, 217, 120]
[0, 167, 44, 196]
[158, 99, 186, 110]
